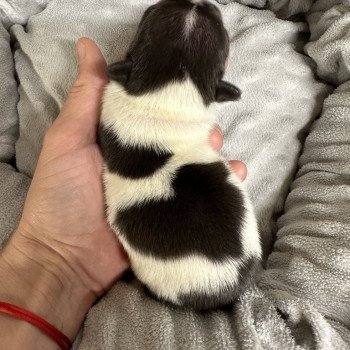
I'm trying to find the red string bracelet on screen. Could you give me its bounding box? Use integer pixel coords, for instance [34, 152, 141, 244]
[0, 301, 72, 350]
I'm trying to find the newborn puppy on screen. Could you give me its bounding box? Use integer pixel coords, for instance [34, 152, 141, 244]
[100, 0, 262, 310]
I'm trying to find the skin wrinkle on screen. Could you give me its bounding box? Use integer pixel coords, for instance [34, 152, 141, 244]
[1, 245, 62, 312]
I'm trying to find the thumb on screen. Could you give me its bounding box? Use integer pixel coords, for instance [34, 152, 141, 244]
[52, 38, 108, 148]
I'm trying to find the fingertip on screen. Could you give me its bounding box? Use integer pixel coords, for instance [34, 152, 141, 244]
[209, 125, 223, 151]
[78, 37, 93, 45]
[75, 37, 107, 82]
[78, 37, 101, 54]
[229, 160, 247, 181]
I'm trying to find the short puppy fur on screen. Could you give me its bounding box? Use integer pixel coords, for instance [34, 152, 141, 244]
[100, 0, 262, 310]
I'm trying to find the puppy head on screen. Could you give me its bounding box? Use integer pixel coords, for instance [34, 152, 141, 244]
[108, 0, 241, 105]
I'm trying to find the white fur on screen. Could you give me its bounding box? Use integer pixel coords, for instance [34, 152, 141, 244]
[101, 78, 261, 304]
[118, 235, 242, 305]
[104, 149, 220, 218]
[227, 172, 261, 258]
[184, 8, 197, 37]
[102, 80, 214, 150]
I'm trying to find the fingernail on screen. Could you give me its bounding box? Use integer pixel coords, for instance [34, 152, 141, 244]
[77, 39, 86, 62]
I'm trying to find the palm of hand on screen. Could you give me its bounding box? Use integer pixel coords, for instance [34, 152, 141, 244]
[16, 39, 129, 294]
[20, 140, 128, 293]
[29, 145, 104, 238]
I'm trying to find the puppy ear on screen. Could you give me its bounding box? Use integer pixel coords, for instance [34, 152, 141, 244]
[107, 60, 133, 84]
[215, 80, 241, 102]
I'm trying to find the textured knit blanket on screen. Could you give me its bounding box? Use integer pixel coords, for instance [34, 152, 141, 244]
[0, 0, 349, 349]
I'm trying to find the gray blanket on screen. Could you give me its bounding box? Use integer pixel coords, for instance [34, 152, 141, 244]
[0, 0, 349, 349]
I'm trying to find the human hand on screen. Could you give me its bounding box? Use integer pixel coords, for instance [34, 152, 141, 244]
[0, 38, 247, 346]
[0, 38, 130, 344]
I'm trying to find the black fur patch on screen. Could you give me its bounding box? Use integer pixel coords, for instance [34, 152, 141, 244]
[116, 162, 245, 260]
[277, 308, 289, 321]
[178, 256, 260, 310]
[113, 0, 230, 105]
[99, 125, 172, 179]
[121, 268, 136, 283]
[247, 4, 266, 10]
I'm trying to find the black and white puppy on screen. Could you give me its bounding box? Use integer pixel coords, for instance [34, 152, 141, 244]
[100, 0, 262, 310]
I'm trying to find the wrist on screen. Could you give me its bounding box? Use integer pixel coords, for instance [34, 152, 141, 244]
[0, 230, 96, 341]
